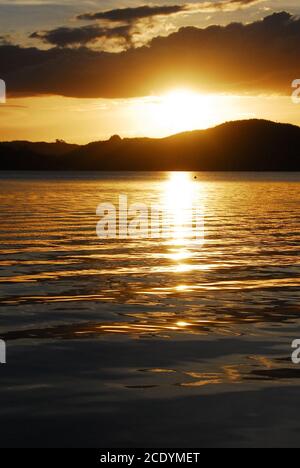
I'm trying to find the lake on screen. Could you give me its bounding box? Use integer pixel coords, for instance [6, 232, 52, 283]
[0, 171, 299, 447]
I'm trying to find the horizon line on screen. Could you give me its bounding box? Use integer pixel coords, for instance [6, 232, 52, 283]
[0, 118, 297, 146]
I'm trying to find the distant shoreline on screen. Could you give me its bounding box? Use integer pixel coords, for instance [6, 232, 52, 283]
[0, 119, 299, 171]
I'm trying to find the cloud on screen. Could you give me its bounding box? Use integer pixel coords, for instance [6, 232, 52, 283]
[78, 1, 264, 23]
[31, 1, 266, 49]
[208, 0, 263, 8]
[2, 12, 299, 98]
[32, 5, 188, 49]
[77, 5, 187, 23]
[0, 35, 10, 45]
[30, 25, 132, 47]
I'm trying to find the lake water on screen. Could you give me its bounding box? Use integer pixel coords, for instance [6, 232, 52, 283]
[0, 171, 300, 447]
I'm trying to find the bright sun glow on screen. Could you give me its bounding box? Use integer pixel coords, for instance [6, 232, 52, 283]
[151, 89, 219, 135]
[163, 172, 197, 244]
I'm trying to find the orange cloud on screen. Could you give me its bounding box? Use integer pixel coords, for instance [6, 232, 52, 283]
[1, 12, 298, 98]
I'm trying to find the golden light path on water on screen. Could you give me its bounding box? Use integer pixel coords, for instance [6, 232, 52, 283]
[163, 172, 197, 244]
[1, 171, 300, 392]
[161, 171, 205, 280]
[0, 171, 299, 346]
[141, 171, 207, 331]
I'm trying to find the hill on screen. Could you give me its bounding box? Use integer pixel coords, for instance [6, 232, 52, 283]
[0, 120, 299, 171]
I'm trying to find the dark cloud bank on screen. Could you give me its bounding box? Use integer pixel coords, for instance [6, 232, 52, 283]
[31, 4, 187, 48]
[30, 25, 133, 48]
[77, 1, 262, 23]
[1, 12, 299, 98]
[30, 1, 263, 48]
[77, 4, 186, 23]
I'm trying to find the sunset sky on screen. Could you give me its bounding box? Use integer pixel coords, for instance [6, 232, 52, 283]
[1, 0, 300, 143]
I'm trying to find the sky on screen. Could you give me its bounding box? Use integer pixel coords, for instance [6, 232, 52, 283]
[0, 0, 300, 143]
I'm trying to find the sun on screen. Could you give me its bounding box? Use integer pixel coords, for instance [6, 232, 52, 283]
[132, 88, 235, 138]
[152, 89, 218, 135]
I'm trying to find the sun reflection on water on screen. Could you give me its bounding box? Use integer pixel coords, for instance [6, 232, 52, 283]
[159, 172, 205, 284]
[163, 172, 199, 245]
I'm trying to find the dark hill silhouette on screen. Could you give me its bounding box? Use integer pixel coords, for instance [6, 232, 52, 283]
[0, 120, 299, 171]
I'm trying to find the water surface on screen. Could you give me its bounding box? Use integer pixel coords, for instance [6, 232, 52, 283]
[0, 171, 299, 447]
